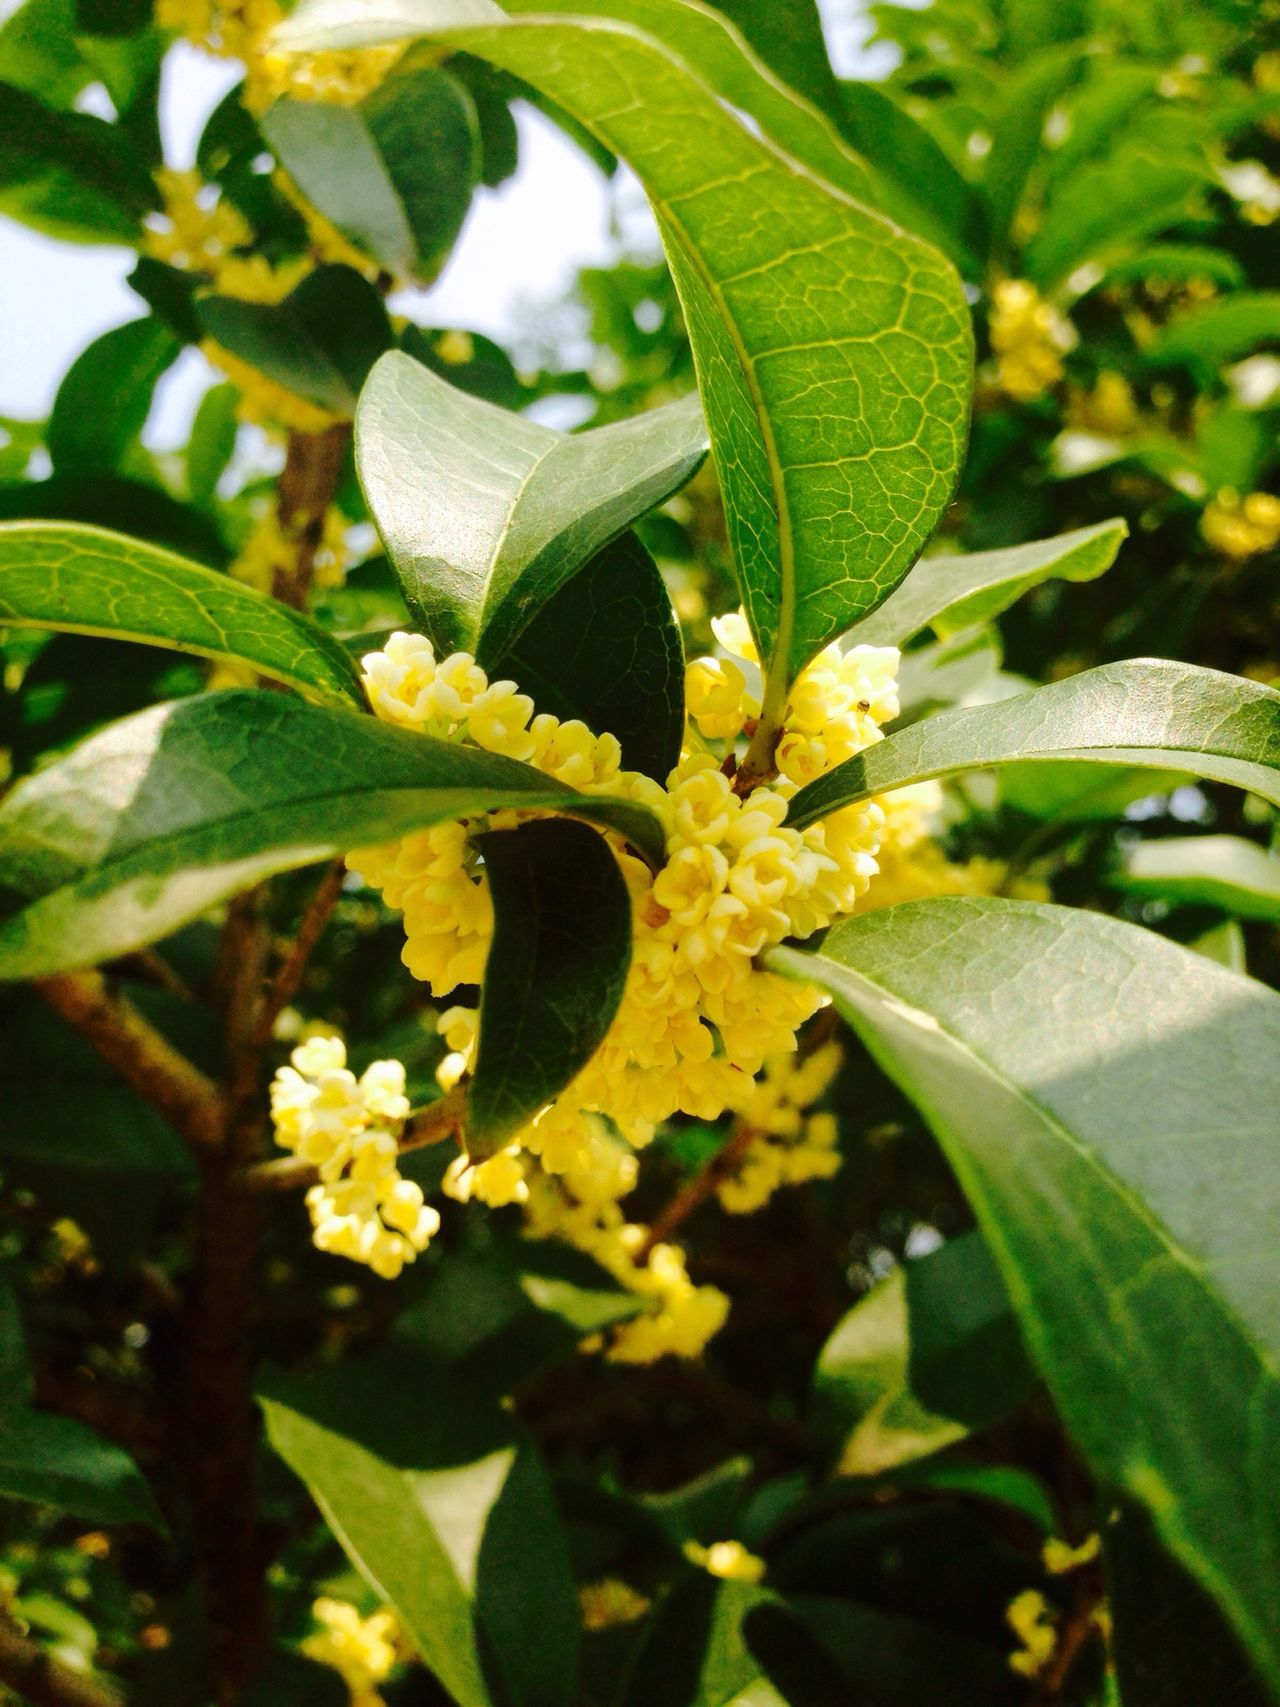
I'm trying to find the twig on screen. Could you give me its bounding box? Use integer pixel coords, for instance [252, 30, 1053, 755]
[34, 971, 222, 1154]
[0, 1614, 122, 1707]
[249, 859, 347, 1052]
[271, 423, 351, 610]
[639, 1119, 759, 1257]
[237, 1087, 467, 1193]
[1031, 1581, 1104, 1704]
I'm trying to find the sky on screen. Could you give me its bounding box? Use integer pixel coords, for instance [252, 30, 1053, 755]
[0, 0, 896, 448]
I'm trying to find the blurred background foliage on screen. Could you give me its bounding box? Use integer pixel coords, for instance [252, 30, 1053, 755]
[0, 0, 1278, 1702]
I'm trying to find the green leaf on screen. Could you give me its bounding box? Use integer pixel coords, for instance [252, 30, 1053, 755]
[0, 0, 90, 107]
[0, 1409, 161, 1525]
[0, 690, 666, 980]
[276, 2, 974, 702]
[262, 1348, 579, 1707]
[1024, 144, 1210, 291]
[1105, 1500, 1273, 1707]
[787, 661, 1280, 829]
[846, 519, 1127, 648]
[999, 760, 1189, 822]
[0, 522, 366, 707]
[1112, 834, 1280, 924]
[981, 45, 1082, 250]
[620, 1573, 776, 1707]
[356, 349, 706, 662]
[468, 819, 632, 1156]
[1147, 292, 1280, 375]
[835, 81, 986, 273]
[769, 896, 1280, 1688]
[46, 318, 179, 475]
[196, 264, 394, 416]
[389, 0, 886, 208]
[0, 79, 153, 244]
[185, 382, 239, 505]
[814, 1230, 1032, 1475]
[500, 531, 685, 781]
[262, 58, 479, 283]
[704, 0, 838, 112]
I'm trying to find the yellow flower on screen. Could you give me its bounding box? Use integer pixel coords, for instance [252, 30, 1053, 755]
[990, 279, 1075, 402]
[1201, 489, 1280, 560]
[1006, 1589, 1057, 1677]
[302, 1598, 399, 1705]
[683, 1539, 765, 1584]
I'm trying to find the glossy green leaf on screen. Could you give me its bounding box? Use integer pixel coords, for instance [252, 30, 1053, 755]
[468, 819, 632, 1156]
[0, 521, 365, 706]
[706, 0, 837, 110]
[787, 661, 1280, 829]
[263, 1349, 579, 1707]
[770, 896, 1280, 1687]
[501, 0, 880, 204]
[262, 59, 479, 283]
[356, 349, 706, 661]
[197, 264, 394, 416]
[0, 690, 665, 980]
[999, 759, 1189, 821]
[276, 1, 974, 703]
[0, 79, 153, 244]
[1113, 834, 1280, 923]
[846, 519, 1126, 648]
[814, 1230, 1032, 1475]
[500, 531, 685, 781]
[1147, 292, 1280, 373]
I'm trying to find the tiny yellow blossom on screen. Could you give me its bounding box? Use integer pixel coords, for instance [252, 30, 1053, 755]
[1043, 1533, 1101, 1575]
[683, 1539, 765, 1583]
[579, 1578, 651, 1630]
[990, 280, 1075, 402]
[302, 1598, 399, 1706]
[1006, 1589, 1057, 1678]
[1201, 489, 1280, 560]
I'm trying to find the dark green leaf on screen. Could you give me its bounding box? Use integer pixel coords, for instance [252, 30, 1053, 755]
[814, 1230, 1032, 1475]
[47, 317, 180, 474]
[0, 79, 153, 244]
[1112, 834, 1280, 924]
[788, 661, 1280, 829]
[0, 521, 365, 706]
[769, 896, 1280, 1688]
[356, 349, 706, 661]
[0, 1409, 161, 1526]
[0, 690, 664, 978]
[620, 1572, 775, 1707]
[1105, 1500, 1273, 1707]
[500, 531, 685, 781]
[835, 81, 986, 273]
[468, 818, 632, 1156]
[197, 264, 394, 416]
[846, 519, 1127, 648]
[982, 45, 1082, 250]
[276, 1, 974, 703]
[262, 58, 479, 282]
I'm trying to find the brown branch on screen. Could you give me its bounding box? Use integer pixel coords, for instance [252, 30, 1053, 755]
[237, 1087, 467, 1193]
[34, 971, 222, 1154]
[0, 1614, 122, 1707]
[270, 422, 351, 610]
[639, 1119, 759, 1257]
[1031, 1580, 1104, 1704]
[249, 859, 347, 1053]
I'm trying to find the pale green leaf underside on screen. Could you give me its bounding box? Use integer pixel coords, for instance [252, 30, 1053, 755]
[845, 518, 1127, 649]
[0, 520, 365, 707]
[787, 660, 1280, 828]
[262, 1394, 497, 1707]
[0, 691, 664, 980]
[1113, 834, 1280, 925]
[356, 350, 707, 661]
[770, 897, 1280, 1686]
[278, 4, 974, 693]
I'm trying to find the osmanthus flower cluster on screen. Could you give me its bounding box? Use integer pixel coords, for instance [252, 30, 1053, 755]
[269, 1034, 440, 1279]
[270, 615, 997, 1358]
[301, 1597, 402, 1706]
[988, 279, 1076, 403]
